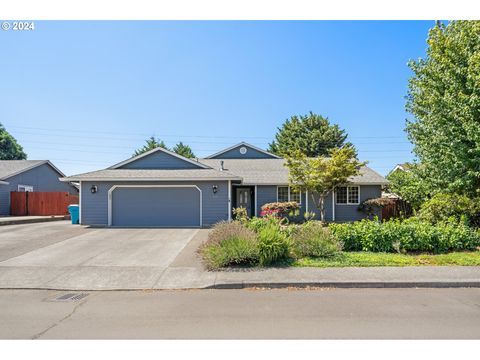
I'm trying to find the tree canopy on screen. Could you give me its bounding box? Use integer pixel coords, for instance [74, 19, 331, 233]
[285, 146, 365, 223]
[172, 142, 195, 159]
[0, 123, 27, 160]
[268, 112, 352, 157]
[405, 20, 480, 197]
[133, 136, 196, 159]
[133, 136, 168, 156]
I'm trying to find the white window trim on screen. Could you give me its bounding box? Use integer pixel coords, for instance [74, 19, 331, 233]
[335, 185, 360, 205]
[276, 186, 302, 204]
[18, 184, 34, 192]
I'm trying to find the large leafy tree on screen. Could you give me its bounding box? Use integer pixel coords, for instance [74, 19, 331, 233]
[173, 142, 195, 159]
[133, 136, 168, 156]
[0, 122, 27, 160]
[285, 146, 365, 223]
[269, 112, 352, 157]
[406, 21, 480, 197]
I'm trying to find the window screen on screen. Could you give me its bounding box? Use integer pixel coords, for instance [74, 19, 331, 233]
[336, 187, 348, 204]
[290, 188, 301, 204]
[277, 187, 289, 202]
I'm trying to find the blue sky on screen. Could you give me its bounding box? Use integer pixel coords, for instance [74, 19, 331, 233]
[0, 21, 434, 176]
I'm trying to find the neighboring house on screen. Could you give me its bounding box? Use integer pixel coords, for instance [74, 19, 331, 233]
[388, 163, 412, 176]
[61, 142, 388, 227]
[0, 160, 78, 216]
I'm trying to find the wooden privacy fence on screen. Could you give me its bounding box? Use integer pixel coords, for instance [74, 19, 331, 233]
[381, 198, 413, 220]
[10, 192, 79, 216]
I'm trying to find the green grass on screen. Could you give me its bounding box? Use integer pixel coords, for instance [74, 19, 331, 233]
[293, 251, 480, 268]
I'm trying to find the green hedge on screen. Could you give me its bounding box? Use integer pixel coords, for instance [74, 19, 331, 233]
[329, 218, 480, 254]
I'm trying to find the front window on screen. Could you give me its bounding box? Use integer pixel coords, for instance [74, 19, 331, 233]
[277, 186, 289, 202]
[336, 186, 360, 204]
[277, 186, 301, 204]
[290, 188, 301, 203]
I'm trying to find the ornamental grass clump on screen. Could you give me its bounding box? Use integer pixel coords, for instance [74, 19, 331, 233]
[199, 221, 259, 270]
[291, 222, 342, 258]
[257, 223, 291, 266]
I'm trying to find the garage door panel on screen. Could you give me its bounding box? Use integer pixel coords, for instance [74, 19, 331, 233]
[111, 187, 200, 227]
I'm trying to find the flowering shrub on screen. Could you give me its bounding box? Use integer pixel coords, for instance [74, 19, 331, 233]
[260, 202, 300, 218]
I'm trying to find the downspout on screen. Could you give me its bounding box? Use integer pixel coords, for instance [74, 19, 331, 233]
[254, 185, 258, 217]
[332, 187, 335, 222]
[305, 190, 309, 216]
[228, 180, 231, 221]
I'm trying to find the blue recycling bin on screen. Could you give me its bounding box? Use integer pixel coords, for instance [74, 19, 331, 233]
[68, 204, 79, 224]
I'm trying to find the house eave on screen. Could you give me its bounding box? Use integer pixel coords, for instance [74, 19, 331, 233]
[60, 177, 242, 182]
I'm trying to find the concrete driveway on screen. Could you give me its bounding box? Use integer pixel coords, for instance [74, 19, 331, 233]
[0, 221, 209, 290]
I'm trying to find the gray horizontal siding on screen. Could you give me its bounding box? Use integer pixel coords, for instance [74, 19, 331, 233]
[0, 163, 77, 216]
[119, 151, 203, 169]
[334, 185, 382, 222]
[80, 180, 229, 227]
[0, 184, 9, 216]
[211, 145, 276, 159]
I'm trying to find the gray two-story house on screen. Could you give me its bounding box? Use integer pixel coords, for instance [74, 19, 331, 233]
[61, 142, 388, 227]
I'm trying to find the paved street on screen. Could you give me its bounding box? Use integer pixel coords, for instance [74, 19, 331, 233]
[1, 288, 479, 339]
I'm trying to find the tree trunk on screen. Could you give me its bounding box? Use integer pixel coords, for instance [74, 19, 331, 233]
[317, 196, 326, 224]
[310, 192, 327, 224]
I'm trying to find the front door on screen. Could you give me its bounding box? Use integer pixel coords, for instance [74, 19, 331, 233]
[236, 188, 252, 216]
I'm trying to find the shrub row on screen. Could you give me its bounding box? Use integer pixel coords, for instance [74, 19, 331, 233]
[330, 217, 480, 254]
[199, 217, 341, 270]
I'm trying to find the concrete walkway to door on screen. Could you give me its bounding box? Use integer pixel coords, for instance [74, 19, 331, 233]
[0, 221, 205, 290]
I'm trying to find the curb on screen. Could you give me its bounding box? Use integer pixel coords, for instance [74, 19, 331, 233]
[209, 281, 480, 289]
[0, 216, 69, 226]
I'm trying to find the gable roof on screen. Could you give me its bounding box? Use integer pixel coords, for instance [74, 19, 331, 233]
[0, 160, 66, 180]
[60, 168, 241, 182]
[108, 147, 211, 170]
[204, 142, 281, 159]
[200, 158, 388, 185]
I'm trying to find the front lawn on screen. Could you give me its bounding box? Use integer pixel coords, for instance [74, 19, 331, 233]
[293, 251, 480, 268]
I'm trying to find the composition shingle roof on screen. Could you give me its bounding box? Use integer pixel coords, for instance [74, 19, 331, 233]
[61, 157, 388, 185]
[60, 168, 242, 181]
[200, 158, 388, 185]
[0, 160, 48, 180]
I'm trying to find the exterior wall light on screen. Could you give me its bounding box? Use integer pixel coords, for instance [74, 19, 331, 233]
[212, 185, 218, 194]
[90, 185, 98, 194]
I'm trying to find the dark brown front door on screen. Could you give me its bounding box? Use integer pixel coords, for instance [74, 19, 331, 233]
[236, 188, 252, 216]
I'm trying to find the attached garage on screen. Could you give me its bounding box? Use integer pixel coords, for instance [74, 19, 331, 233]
[108, 185, 201, 227]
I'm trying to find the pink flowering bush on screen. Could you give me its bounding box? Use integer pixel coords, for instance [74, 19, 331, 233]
[260, 202, 300, 218]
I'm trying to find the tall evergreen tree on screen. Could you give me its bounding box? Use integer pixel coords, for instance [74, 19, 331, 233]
[268, 112, 351, 157]
[133, 136, 168, 156]
[173, 142, 195, 159]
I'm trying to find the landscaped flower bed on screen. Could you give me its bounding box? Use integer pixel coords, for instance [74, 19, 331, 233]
[199, 215, 480, 270]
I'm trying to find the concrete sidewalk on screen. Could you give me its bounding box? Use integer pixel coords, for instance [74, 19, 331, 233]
[0, 215, 69, 226]
[1, 264, 479, 290]
[157, 265, 480, 290]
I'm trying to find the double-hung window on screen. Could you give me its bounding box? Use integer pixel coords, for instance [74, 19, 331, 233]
[277, 186, 301, 204]
[336, 186, 360, 205]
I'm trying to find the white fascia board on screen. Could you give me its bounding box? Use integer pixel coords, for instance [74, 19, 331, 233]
[60, 177, 242, 182]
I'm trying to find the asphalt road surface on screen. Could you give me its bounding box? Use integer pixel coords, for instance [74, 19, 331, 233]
[0, 288, 479, 339]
